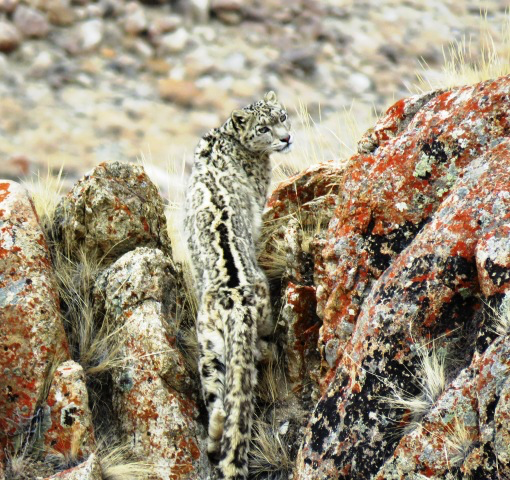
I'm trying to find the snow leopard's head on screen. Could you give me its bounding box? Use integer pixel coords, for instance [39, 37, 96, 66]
[230, 91, 293, 154]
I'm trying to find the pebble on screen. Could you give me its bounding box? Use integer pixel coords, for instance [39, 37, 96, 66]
[188, 0, 210, 23]
[0, 20, 21, 53]
[348, 72, 373, 94]
[158, 77, 200, 106]
[79, 19, 104, 52]
[122, 1, 147, 36]
[13, 5, 50, 38]
[0, 0, 17, 13]
[158, 27, 189, 55]
[148, 15, 182, 39]
[42, 0, 76, 27]
[30, 50, 54, 75]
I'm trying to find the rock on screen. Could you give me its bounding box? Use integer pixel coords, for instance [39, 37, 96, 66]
[211, 0, 243, 24]
[77, 19, 103, 51]
[147, 14, 181, 39]
[283, 282, 321, 396]
[375, 332, 510, 478]
[295, 137, 510, 478]
[348, 71, 372, 94]
[0, 181, 70, 461]
[30, 50, 54, 76]
[40, 0, 76, 27]
[43, 361, 95, 463]
[13, 5, 50, 38]
[158, 77, 201, 106]
[94, 247, 207, 480]
[0, 20, 21, 53]
[259, 164, 345, 414]
[52, 162, 171, 265]
[182, 46, 215, 78]
[121, 1, 147, 36]
[318, 75, 510, 388]
[188, 0, 210, 23]
[476, 224, 510, 297]
[275, 48, 318, 76]
[57, 19, 104, 55]
[0, 0, 17, 13]
[264, 162, 344, 222]
[157, 27, 189, 55]
[43, 453, 102, 479]
[0, 155, 38, 180]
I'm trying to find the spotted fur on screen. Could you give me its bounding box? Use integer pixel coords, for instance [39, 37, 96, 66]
[184, 91, 292, 479]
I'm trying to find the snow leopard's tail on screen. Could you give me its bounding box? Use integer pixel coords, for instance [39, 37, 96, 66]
[218, 286, 258, 480]
[197, 285, 258, 479]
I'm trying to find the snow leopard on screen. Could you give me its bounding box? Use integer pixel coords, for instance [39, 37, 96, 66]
[184, 91, 292, 479]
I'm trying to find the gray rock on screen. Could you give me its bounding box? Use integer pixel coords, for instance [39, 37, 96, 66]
[13, 5, 50, 38]
[0, 0, 18, 13]
[0, 181, 70, 455]
[94, 247, 208, 479]
[121, 1, 147, 36]
[158, 27, 189, 55]
[0, 20, 21, 53]
[52, 162, 172, 265]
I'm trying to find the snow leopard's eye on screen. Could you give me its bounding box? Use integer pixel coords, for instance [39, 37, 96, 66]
[280, 113, 287, 123]
[258, 126, 270, 134]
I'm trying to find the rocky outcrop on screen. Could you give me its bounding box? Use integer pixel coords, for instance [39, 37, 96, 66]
[374, 331, 510, 479]
[0, 163, 206, 477]
[318, 75, 510, 388]
[0, 181, 70, 462]
[261, 162, 345, 400]
[93, 247, 207, 480]
[3, 70, 510, 480]
[295, 74, 510, 478]
[52, 162, 171, 264]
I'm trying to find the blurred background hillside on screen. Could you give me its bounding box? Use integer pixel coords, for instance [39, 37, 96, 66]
[0, 0, 509, 200]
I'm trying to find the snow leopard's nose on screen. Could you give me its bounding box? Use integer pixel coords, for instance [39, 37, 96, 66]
[281, 135, 291, 144]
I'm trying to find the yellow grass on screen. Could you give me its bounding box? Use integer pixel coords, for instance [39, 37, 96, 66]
[415, 11, 510, 91]
[382, 345, 447, 431]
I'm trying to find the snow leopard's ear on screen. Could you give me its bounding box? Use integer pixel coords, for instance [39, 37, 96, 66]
[231, 109, 250, 130]
[264, 91, 277, 103]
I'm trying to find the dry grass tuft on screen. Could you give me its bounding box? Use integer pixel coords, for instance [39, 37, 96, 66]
[257, 356, 291, 407]
[98, 443, 155, 480]
[23, 166, 65, 229]
[52, 245, 128, 375]
[415, 11, 510, 92]
[444, 416, 478, 469]
[383, 345, 447, 430]
[492, 293, 510, 337]
[249, 418, 293, 479]
[272, 100, 373, 188]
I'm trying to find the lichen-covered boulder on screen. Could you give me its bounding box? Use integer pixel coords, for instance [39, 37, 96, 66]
[43, 360, 95, 463]
[94, 247, 207, 480]
[283, 282, 321, 396]
[0, 180, 69, 461]
[264, 162, 345, 223]
[374, 334, 510, 479]
[43, 453, 102, 480]
[261, 161, 345, 386]
[295, 138, 510, 478]
[319, 74, 510, 388]
[52, 162, 171, 264]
